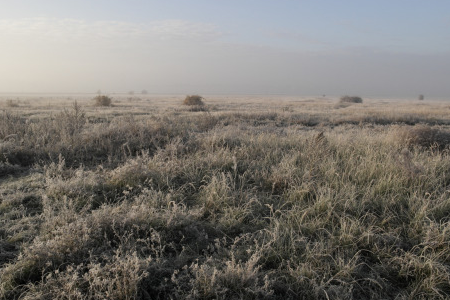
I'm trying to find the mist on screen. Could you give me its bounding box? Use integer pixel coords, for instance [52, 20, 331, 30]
[1, 17, 449, 97]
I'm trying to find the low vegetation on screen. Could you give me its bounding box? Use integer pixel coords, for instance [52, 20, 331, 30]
[1, 96, 450, 299]
[396, 125, 450, 149]
[5, 100, 19, 108]
[93, 95, 112, 107]
[183, 95, 205, 106]
[339, 95, 363, 103]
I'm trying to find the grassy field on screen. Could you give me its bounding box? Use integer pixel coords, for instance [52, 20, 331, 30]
[1, 94, 450, 299]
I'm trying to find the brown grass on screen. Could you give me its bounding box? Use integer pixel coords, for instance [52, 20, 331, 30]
[2, 95, 450, 299]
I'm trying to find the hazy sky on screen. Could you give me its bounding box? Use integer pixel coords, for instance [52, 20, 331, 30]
[1, 0, 450, 96]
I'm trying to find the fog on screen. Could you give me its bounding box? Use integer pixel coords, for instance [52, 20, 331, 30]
[1, 18, 449, 97]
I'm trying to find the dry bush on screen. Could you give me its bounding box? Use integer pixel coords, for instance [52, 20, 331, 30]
[396, 125, 450, 150]
[93, 95, 112, 107]
[339, 95, 363, 103]
[56, 101, 86, 144]
[183, 95, 205, 106]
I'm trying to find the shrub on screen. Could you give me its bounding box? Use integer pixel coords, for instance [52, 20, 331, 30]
[93, 95, 112, 107]
[183, 95, 205, 106]
[339, 96, 363, 104]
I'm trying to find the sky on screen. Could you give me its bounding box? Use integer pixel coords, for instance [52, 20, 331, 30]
[1, 0, 450, 96]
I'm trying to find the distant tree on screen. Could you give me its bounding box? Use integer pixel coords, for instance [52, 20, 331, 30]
[128, 91, 134, 95]
[141, 90, 148, 95]
[418, 94, 424, 100]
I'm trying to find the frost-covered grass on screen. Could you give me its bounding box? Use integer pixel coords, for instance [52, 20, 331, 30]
[2, 95, 450, 299]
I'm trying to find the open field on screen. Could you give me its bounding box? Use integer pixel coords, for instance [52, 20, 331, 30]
[2, 95, 450, 299]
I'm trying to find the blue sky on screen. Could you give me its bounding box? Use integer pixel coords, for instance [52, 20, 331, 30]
[1, 1, 450, 96]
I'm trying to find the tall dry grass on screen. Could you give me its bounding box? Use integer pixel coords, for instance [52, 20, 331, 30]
[1, 96, 450, 299]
